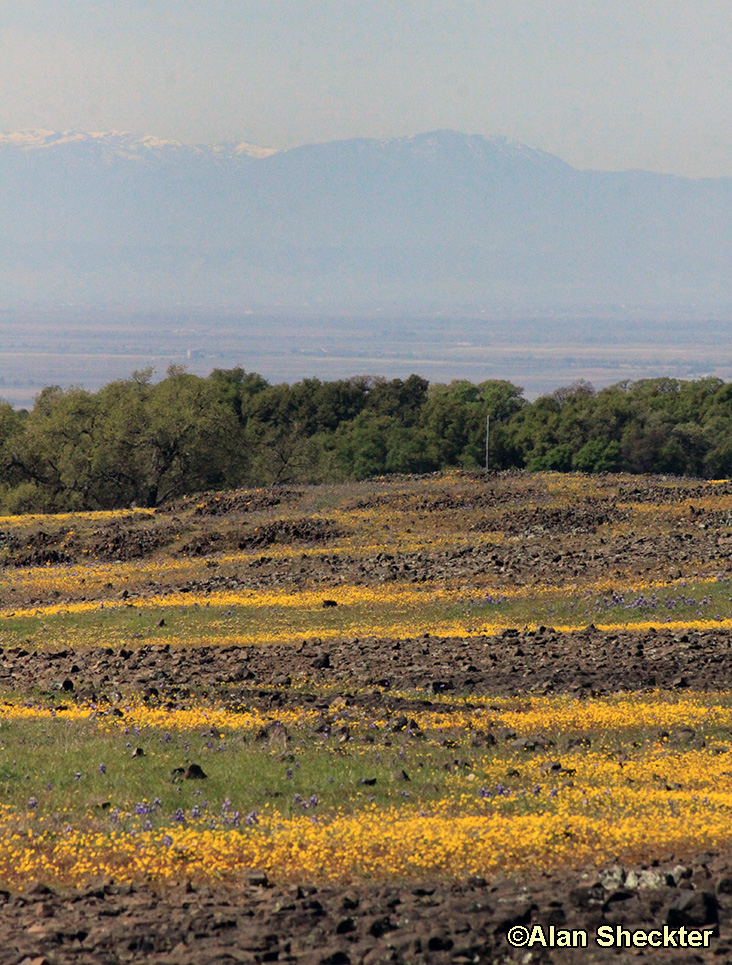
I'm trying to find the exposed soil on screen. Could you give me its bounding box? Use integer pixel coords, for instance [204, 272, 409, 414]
[1, 471, 731, 585]
[5, 624, 732, 705]
[2, 856, 729, 964]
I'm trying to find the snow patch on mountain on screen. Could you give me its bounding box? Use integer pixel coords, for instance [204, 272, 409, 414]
[0, 129, 278, 161]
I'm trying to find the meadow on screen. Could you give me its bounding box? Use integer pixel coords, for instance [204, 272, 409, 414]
[2, 689, 732, 892]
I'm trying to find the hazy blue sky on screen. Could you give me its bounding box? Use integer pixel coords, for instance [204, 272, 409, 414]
[1, 1, 731, 176]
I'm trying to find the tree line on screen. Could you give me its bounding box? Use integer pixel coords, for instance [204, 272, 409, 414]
[0, 367, 730, 512]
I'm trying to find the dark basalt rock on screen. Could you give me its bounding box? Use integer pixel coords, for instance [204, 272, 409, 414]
[184, 763, 207, 780]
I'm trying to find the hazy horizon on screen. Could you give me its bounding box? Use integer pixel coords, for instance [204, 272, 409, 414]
[1, 306, 730, 412]
[2, 2, 732, 178]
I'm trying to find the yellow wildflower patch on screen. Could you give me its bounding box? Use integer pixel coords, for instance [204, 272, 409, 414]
[0, 690, 731, 888]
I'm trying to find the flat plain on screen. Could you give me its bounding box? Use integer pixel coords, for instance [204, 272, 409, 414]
[2, 309, 731, 408]
[1, 470, 732, 963]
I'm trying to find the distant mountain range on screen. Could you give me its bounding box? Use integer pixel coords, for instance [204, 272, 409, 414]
[1, 128, 731, 311]
[0, 129, 278, 160]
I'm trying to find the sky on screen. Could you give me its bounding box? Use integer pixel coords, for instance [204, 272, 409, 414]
[1, 1, 732, 177]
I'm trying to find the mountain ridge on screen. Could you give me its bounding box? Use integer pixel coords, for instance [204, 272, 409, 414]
[0, 128, 278, 160]
[1, 128, 731, 311]
[4, 127, 726, 180]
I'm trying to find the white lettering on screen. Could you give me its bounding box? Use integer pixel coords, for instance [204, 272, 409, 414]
[596, 925, 614, 947]
[528, 924, 547, 947]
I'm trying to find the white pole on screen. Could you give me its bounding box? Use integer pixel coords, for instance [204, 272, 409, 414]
[485, 414, 490, 471]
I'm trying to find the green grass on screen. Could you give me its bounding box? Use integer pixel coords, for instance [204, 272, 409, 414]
[451, 577, 732, 629]
[0, 710, 477, 835]
[2, 684, 732, 838]
[4, 576, 732, 656]
[0, 596, 468, 648]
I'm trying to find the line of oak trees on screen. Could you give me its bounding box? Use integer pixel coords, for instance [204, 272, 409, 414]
[0, 366, 731, 512]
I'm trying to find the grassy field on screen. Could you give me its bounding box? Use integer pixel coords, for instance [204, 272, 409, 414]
[0, 689, 731, 889]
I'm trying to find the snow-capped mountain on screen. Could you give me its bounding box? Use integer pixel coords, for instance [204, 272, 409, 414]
[0, 128, 731, 310]
[0, 128, 278, 160]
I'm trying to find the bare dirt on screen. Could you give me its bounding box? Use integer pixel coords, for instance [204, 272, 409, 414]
[5, 624, 732, 704]
[3, 856, 731, 965]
